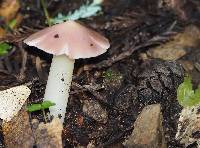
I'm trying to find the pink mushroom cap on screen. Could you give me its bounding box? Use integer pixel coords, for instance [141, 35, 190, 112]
[24, 20, 110, 59]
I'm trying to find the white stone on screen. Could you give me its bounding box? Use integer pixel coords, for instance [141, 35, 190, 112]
[0, 85, 31, 121]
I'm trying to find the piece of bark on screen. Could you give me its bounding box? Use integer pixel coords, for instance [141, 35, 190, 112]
[124, 104, 166, 148]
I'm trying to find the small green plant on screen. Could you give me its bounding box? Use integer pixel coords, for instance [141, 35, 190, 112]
[27, 100, 56, 112]
[0, 42, 11, 56]
[27, 100, 55, 122]
[50, 0, 103, 24]
[177, 76, 200, 107]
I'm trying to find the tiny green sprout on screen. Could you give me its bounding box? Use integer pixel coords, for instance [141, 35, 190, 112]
[27, 104, 41, 112]
[27, 100, 56, 112]
[41, 101, 56, 110]
[0, 42, 11, 56]
[177, 76, 200, 107]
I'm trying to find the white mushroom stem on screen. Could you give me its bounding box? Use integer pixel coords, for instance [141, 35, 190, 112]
[44, 55, 75, 123]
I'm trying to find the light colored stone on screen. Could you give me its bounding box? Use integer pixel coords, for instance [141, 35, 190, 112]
[124, 104, 166, 148]
[147, 46, 186, 60]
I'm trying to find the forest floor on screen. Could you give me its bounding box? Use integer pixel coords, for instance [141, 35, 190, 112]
[0, 0, 200, 147]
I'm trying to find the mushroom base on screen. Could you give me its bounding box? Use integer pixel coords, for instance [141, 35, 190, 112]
[44, 55, 75, 123]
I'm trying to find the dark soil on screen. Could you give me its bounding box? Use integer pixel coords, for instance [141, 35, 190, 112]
[1, 0, 200, 147]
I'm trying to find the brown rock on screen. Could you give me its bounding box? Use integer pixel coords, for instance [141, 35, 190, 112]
[124, 104, 166, 148]
[147, 25, 200, 60]
[2, 106, 35, 148]
[147, 47, 186, 60]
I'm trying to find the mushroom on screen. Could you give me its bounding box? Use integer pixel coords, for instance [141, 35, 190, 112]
[24, 20, 110, 122]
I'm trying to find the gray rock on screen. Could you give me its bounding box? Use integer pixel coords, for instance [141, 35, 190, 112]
[124, 104, 166, 148]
